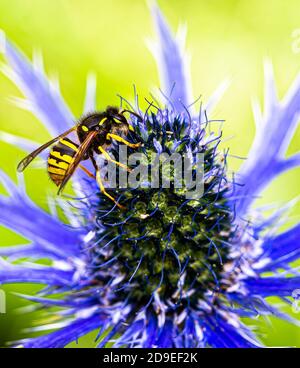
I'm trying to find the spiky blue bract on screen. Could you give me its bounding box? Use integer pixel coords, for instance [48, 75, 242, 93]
[148, 4, 192, 113]
[0, 31, 74, 136]
[235, 60, 300, 217]
[0, 4, 300, 348]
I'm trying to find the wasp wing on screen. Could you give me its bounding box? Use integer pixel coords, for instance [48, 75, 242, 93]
[17, 126, 77, 172]
[57, 130, 98, 194]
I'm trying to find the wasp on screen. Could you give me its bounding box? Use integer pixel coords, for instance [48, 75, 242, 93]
[17, 107, 142, 209]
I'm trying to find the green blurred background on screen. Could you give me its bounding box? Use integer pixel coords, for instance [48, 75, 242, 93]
[0, 0, 300, 347]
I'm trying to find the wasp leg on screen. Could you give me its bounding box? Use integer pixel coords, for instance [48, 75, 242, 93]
[98, 146, 132, 172]
[79, 164, 96, 179]
[96, 170, 125, 210]
[106, 133, 141, 149]
[90, 155, 125, 210]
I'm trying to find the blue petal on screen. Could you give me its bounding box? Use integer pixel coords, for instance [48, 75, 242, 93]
[202, 315, 261, 348]
[0, 243, 64, 261]
[227, 293, 300, 326]
[245, 277, 300, 297]
[114, 319, 144, 347]
[0, 170, 83, 258]
[155, 319, 174, 348]
[0, 263, 73, 286]
[234, 61, 300, 216]
[0, 32, 74, 135]
[173, 315, 198, 348]
[142, 313, 157, 348]
[259, 224, 300, 270]
[150, 3, 192, 113]
[15, 293, 94, 308]
[183, 315, 197, 348]
[97, 322, 120, 348]
[20, 314, 102, 348]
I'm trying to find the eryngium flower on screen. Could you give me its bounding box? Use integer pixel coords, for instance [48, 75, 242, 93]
[0, 5, 300, 348]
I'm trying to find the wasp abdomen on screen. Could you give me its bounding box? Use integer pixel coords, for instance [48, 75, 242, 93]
[47, 138, 78, 186]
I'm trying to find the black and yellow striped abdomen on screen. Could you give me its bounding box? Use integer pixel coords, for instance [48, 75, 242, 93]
[47, 138, 78, 186]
